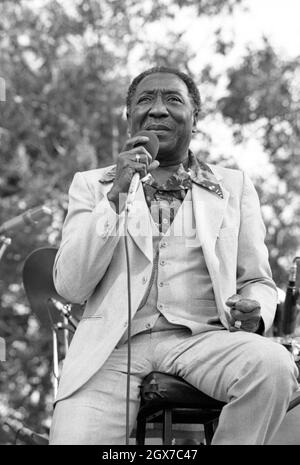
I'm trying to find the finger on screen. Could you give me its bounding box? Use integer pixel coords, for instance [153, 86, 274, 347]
[123, 136, 149, 151]
[229, 317, 260, 333]
[229, 323, 258, 333]
[227, 315, 242, 331]
[127, 146, 153, 164]
[128, 152, 150, 167]
[235, 300, 261, 313]
[148, 160, 160, 172]
[119, 152, 150, 171]
[241, 319, 260, 332]
[129, 161, 148, 178]
[230, 308, 261, 321]
[226, 294, 242, 308]
[229, 325, 239, 333]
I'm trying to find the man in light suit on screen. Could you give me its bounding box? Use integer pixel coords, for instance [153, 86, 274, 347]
[49, 67, 298, 444]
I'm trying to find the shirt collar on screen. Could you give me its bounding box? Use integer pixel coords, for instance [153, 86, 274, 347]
[99, 151, 223, 199]
[187, 151, 224, 198]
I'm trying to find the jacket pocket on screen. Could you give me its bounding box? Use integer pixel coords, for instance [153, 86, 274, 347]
[80, 315, 103, 321]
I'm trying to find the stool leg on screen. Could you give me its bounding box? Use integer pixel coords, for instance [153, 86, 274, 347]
[204, 418, 219, 445]
[136, 415, 146, 445]
[204, 421, 214, 445]
[163, 409, 173, 445]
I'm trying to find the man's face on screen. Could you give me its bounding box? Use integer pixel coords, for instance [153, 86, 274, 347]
[128, 73, 197, 162]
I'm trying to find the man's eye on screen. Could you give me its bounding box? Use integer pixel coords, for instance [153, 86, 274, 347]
[167, 96, 181, 102]
[138, 96, 152, 103]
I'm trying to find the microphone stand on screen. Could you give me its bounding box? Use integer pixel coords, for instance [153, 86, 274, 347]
[0, 234, 12, 263]
[0, 235, 12, 361]
[46, 298, 78, 398]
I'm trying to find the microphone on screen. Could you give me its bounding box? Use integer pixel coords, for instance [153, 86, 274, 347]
[282, 261, 299, 336]
[126, 130, 159, 209]
[0, 205, 52, 234]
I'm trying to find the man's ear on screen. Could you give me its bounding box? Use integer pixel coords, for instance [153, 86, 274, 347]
[192, 111, 199, 132]
[126, 111, 132, 137]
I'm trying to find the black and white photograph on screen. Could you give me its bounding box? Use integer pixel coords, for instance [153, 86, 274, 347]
[0, 0, 300, 451]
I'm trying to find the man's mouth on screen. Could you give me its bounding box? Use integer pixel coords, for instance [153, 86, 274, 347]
[145, 124, 171, 131]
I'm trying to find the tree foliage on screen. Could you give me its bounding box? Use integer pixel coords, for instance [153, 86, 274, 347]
[218, 41, 300, 284]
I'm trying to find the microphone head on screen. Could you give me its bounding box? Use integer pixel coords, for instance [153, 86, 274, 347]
[133, 130, 159, 161]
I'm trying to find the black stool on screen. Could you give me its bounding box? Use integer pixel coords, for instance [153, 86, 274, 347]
[136, 371, 225, 445]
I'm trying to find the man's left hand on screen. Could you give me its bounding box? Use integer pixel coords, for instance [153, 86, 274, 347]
[226, 294, 262, 333]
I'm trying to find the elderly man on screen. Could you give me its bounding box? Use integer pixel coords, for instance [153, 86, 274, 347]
[49, 67, 298, 445]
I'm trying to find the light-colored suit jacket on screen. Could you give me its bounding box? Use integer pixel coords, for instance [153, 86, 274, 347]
[53, 163, 277, 402]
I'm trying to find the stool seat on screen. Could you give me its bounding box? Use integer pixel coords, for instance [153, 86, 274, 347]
[136, 371, 225, 445]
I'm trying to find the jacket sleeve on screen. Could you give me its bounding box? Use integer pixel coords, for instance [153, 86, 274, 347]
[237, 172, 277, 333]
[53, 172, 124, 304]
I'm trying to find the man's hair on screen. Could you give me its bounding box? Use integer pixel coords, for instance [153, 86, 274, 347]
[126, 66, 201, 117]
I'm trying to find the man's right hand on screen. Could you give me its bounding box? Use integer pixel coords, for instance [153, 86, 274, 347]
[107, 135, 159, 213]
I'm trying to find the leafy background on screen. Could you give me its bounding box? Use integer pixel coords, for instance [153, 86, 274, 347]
[0, 0, 299, 443]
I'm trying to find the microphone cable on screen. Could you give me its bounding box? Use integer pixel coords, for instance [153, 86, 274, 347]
[124, 204, 133, 445]
[121, 130, 159, 444]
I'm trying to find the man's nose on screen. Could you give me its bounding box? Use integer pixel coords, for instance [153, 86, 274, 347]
[148, 96, 169, 117]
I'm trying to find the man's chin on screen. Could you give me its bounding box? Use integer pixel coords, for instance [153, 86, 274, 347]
[157, 145, 173, 158]
[156, 149, 177, 164]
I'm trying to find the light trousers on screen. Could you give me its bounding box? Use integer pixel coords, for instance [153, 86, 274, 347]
[49, 328, 299, 445]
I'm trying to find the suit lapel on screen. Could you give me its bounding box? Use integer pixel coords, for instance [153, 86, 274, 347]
[191, 181, 229, 247]
[126, 182, 154, 263]
[192, 176, 230, 328]
[98, 168, 154, 263]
